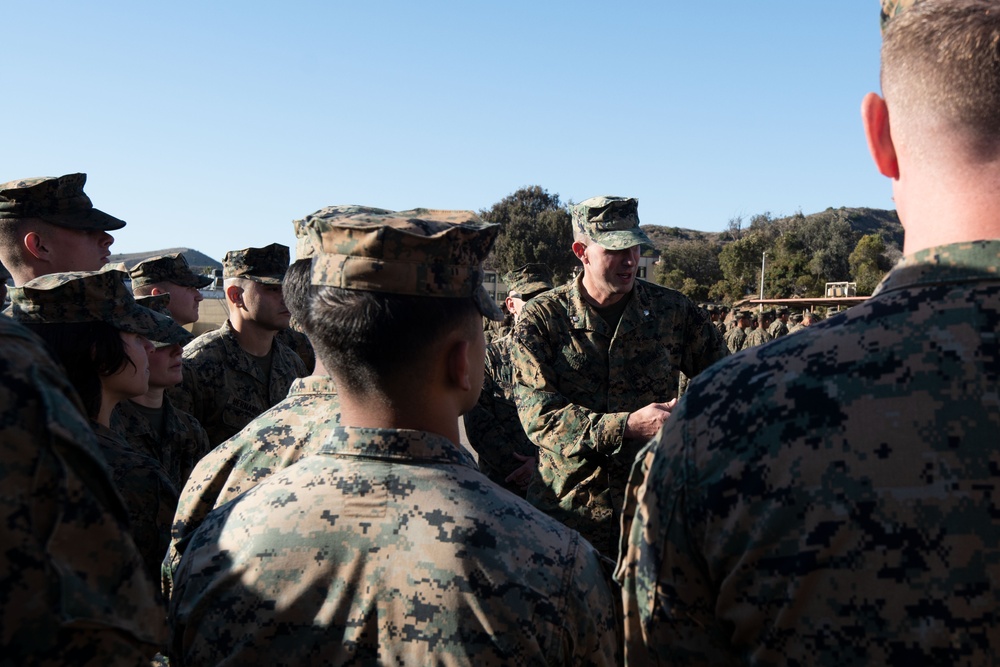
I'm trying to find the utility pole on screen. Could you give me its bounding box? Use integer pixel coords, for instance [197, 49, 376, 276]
[759, 251, 767, 313]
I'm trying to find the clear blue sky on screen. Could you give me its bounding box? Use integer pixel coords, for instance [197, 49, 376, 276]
[4, 1, 891, 262]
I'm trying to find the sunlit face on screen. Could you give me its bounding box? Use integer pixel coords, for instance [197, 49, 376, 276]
[578, 242, 640, 304]
[147, 343, 184, 389]
[102, 331, 153, 401]
[162, 282, 204, 326]
[242, 281, 291, 332]
[42, 226, 114, 272]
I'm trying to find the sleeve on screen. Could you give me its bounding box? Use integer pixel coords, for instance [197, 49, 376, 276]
[509, 307, 629, 459]
[561, 536, 624, 667]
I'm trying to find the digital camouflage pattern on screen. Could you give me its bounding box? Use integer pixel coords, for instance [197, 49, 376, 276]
[503, 262, 553, 299]
[91, 422, 179, 592]
[463, 334, 538, 496]
[723, 322, 748, 354]
[134, 293, 194, 347]
[881, 0, 921, 30]
[0, 172, 126, 230]
[111, 397, 211, 491]
[168, 319, 307, 446]
[168, 426, 621, 666]
[510, 274, 728, 557]
[163, 375, 340, 598]
[767, 316, 789, 339]
[222, 243, 289, 285]
[9, 265, 189, 344]
[0, 317, 166, 663]
[618, 239, 1000, 665]
[130, 252, 212, 289]
[741, 323, 773, 350]
[308, 206, 504, 320]
[571, 196, 653, 251]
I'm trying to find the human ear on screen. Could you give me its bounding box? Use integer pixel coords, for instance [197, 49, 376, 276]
[861, 92, 899, 179]
[446, 339, 472, 392]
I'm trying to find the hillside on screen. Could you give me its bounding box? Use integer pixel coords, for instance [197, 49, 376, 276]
[108, 247, 222, 273]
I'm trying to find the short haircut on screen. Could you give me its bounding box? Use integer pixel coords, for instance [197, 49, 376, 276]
[282, 259, 314, 334]
[882, 0, 1000, 157]
[305, 287, 480, 395]
[0, 218, 31, 270]
[132, 281, 159, 297]
[23, 321, 130, 419]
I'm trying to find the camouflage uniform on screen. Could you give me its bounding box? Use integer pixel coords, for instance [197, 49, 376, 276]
[168, 206, 622, 665]
[111, 398, 211, 491]
[129, 252, 212, 291]
[0, 317, 166, 663]
[163, 375, 340, 597]
[767, 316, 789, 339]
[723, 321, 748, 354]
[169, 426, 621, 666]
[741, 322, 773, 349]
[511, 272, 727, 557]
[881, 0, 920, 30]
[463, 333, 538, 496]
[169, 319, 307, 445]
[618, 240, 1000, 665]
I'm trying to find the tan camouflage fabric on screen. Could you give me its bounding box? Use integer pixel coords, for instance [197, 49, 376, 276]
[618, 240, 1000, 665]
[222, 243, 289, 284]
[510, 274, 728, 557]
[91, 422, 179, 592]
[0, 172, 126, 230]
[503, 262, 553, 299]
[714, 319, 727, 336]
[168, 319, 308, 446]
[134, 293, 194, 348]
[742, 325, 773, 349]
[111, 397, 211, 490]
[307, 206, 504, 320]
[9, 266, 189, 344]
[0, 318, 165, 662]
[163, 375, 340, 598]
[881, 0, 921, 31]
[723, 323, 748, 354]
[168, 426, 621, 665]
[130, 252, 212, 289]
[767, 317, 789, 339]
[462, 334, 538, 496]
[571, 196, 653, 250]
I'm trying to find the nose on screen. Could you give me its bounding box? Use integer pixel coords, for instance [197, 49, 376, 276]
[193, 287, 204, 302]
[101, 231, 114, 249]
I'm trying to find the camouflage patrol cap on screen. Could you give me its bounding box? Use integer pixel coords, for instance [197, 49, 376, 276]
[223, 243, 289, 285]
[292, 206, 396, 261]
[790, 312, 804, 323]
[9, 265, 189, 343]
[737, 310, 753, 321]
[305, 206, 504, 321]
[503, 263, 554, 300]
[0, 173, 126, 231]
[881, 0, 921, 31]
[134, 294, 194, 348]
[571, 196, 653, 251]
[130, 252, 212, 289]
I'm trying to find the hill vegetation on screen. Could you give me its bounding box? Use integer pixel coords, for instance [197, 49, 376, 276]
[483, 186, 903, 304]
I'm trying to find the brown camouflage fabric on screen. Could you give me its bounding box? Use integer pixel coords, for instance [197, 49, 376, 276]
[222, 243, 289, 285]
[571, 196, 653, 250]
[110, 397, 211, 491]
[503, 262, 553, 299]
[134, 293, 194, 347]
[168, 426, 622, 665]
[308, 206, 504, 320]
[168, 319, 308, 446]
[9, 266, 189, 344]
[163, 375, 340, 598]
[767, 317, 789, 339]
[742, 324, 773, 350]
[510, 274, 728, 557]
[90, 422, 179, 593]
[618, 240, 1000, 665]
[130, 252, 212, 289]
[462, 334, 538, 496]
[724, 323, 748, 353]
[0, 172, 126, 230]
[0, 318, 165, 662]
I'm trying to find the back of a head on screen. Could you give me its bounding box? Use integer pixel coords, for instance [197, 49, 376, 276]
[882, 0, 1000, 158]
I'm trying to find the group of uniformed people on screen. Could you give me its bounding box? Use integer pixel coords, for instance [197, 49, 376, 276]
[4, 0, 1000, 664]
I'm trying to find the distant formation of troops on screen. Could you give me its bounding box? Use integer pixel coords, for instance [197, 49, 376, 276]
[4, 1, 1000, 664]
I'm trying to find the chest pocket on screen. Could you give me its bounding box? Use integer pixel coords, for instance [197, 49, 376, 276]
[554, 336, 605, 401]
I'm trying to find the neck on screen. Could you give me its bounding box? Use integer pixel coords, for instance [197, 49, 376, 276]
[96, 389, 120, 427]
[580, 273, 630, 308]
[131, 387, 165, 409]
[337, 388, 461, 445]
[229, 317, 275, 356]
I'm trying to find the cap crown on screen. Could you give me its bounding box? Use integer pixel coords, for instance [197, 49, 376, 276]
[0, 173, 126, 230]
[130, 252, 212, 289]
[223, 243, 290, 284]
[503, 263, 554, 299]
[571, 195, 652, 250]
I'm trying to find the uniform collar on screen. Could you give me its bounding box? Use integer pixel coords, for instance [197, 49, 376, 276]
[874, 239, 1000, 296]
[318, 425, 478, 469]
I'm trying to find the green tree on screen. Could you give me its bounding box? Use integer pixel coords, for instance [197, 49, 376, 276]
[652, 237, 724, 302]
[480, 186, 576, 282]
[850, 233, 891, 294]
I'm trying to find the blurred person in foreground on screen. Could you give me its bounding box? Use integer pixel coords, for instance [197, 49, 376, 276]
[618, 1, 1000, 663]
[168, 208, 621, 666]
